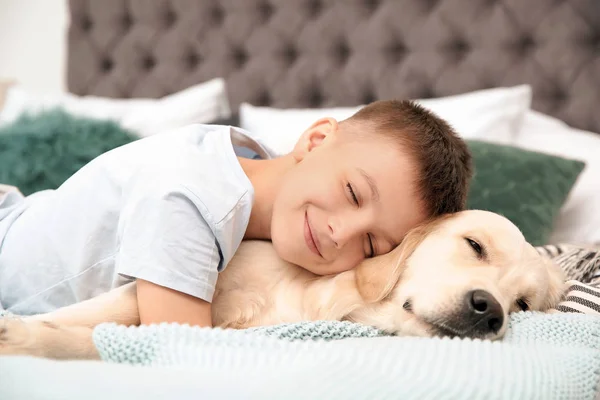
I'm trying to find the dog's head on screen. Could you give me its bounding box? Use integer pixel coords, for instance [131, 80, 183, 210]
[351, 210, 566, 340]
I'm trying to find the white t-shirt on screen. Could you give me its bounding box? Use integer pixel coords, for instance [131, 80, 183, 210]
[0, 124, 274, 315]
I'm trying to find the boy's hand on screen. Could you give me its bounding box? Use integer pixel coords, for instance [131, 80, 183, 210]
[136, 279, 213, 327]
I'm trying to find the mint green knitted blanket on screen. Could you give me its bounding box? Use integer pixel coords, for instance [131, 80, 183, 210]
[93, 312, 600, 400]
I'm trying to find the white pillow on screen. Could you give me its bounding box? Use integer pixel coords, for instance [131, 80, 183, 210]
[239, 85, 532, 156]
[0, 78, 231, 138]
[513, 110, 600, 246]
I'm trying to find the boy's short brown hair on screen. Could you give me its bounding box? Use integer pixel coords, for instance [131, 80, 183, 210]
[342, 100, 473, 218]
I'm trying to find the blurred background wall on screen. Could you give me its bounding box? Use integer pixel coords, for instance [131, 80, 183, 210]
[0, 0, 69, 93]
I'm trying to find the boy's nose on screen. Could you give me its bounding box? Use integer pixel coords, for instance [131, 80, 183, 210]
[327, 215, 367, 249]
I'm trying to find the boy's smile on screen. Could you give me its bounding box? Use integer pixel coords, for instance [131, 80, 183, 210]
[304, 209, 323, 258]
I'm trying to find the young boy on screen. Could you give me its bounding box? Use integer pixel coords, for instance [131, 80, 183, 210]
[0, 100, 472, 327]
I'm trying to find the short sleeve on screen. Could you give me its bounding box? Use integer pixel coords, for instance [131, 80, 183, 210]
[115, 180, 221, 303]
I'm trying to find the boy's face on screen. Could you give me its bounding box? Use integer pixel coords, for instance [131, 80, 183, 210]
[271, 118, 428, 276]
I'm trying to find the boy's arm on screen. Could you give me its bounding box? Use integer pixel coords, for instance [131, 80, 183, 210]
[136, 279, 213, 327]
[117, 175, 223, 328]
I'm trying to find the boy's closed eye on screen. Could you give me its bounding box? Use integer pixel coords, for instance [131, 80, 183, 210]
[345, 182, 376, 258]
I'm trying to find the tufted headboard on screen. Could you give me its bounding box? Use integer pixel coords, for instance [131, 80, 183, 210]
[67, 0, 600, 133]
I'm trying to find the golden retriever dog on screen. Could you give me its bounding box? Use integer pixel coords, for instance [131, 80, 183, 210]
[0, 210, 566, 360]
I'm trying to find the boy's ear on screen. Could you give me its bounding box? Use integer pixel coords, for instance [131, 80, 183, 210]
[292, 117, 339, 161]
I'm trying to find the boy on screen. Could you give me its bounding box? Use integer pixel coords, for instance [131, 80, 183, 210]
[0, 100, 472, 327]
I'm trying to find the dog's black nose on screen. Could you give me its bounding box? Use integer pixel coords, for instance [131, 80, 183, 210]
[465, 289, 504, 334]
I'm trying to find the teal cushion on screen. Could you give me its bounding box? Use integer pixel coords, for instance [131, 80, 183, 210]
[466, 140, 586, 246]
[0, 109, 137, 196]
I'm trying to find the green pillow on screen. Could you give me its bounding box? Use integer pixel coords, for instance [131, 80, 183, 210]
[466, 140, 586, 246]
[0, 108, 137, 196]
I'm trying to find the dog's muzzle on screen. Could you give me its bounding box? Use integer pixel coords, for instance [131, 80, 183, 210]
[462, 289, 504, 336]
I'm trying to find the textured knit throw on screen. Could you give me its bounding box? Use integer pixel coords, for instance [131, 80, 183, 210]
[93, 312, 600, 400]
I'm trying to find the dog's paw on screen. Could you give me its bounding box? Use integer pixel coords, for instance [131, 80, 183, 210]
[0, 316, 98, 360]
[0, 315, 31, 354]
[0, 316, 57, 357]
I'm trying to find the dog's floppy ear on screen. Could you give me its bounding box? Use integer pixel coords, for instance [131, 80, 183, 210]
[523, 243, 568, 310]
[540, 254, 568, 310]
[354, 221, 433, 303]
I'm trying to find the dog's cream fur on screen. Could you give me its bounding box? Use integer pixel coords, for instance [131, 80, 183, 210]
[0, 210, 566, 360]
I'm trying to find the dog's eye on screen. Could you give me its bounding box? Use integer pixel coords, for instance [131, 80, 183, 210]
[516, 298, 529, 311]
[466, 238, 483, 256]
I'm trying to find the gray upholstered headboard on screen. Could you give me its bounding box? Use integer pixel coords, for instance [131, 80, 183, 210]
[67, 0, 600, 133]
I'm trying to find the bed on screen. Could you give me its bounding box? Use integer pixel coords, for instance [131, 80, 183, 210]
[65, 0, 599, 129]
[1, 0, 600, 398]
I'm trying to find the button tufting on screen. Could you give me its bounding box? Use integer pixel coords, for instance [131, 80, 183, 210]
[364, 0, 380, 14]
[362, 91, 376, 104]
[65, 0, 600, 136]
[422, 0, 440, 11]
[307, 0, 323, 17]
[451, 39, 470, 53]
[308, 90, 323, 107]
[143, 56, 155, 70]
[257, 92, 271, 106]
[516, 35, 535, 55]
[387, 41, 406, 63]
[164, 9, 176, 28]
[551, 87, 568, 104]
[186, 52, 201, 69]
[212, 6, 225, 25]
[232, 48, 248, 67]
[336, 41, 350, 65]
[587, 33, 600, 50]
[259, 2, 274, 22]
[101, 58, 113, 72]
[419, 87, 435, 99]
[283, 46, 298, 64]
[447, 39, 470, 61]
[81, 16, 93, 31]
[122, 14, 132, 30]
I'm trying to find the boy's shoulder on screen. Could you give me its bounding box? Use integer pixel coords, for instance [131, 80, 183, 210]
[132, 123, 276, 161]
[52, 124, 268, 225]
[131, 123, 276, 221]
